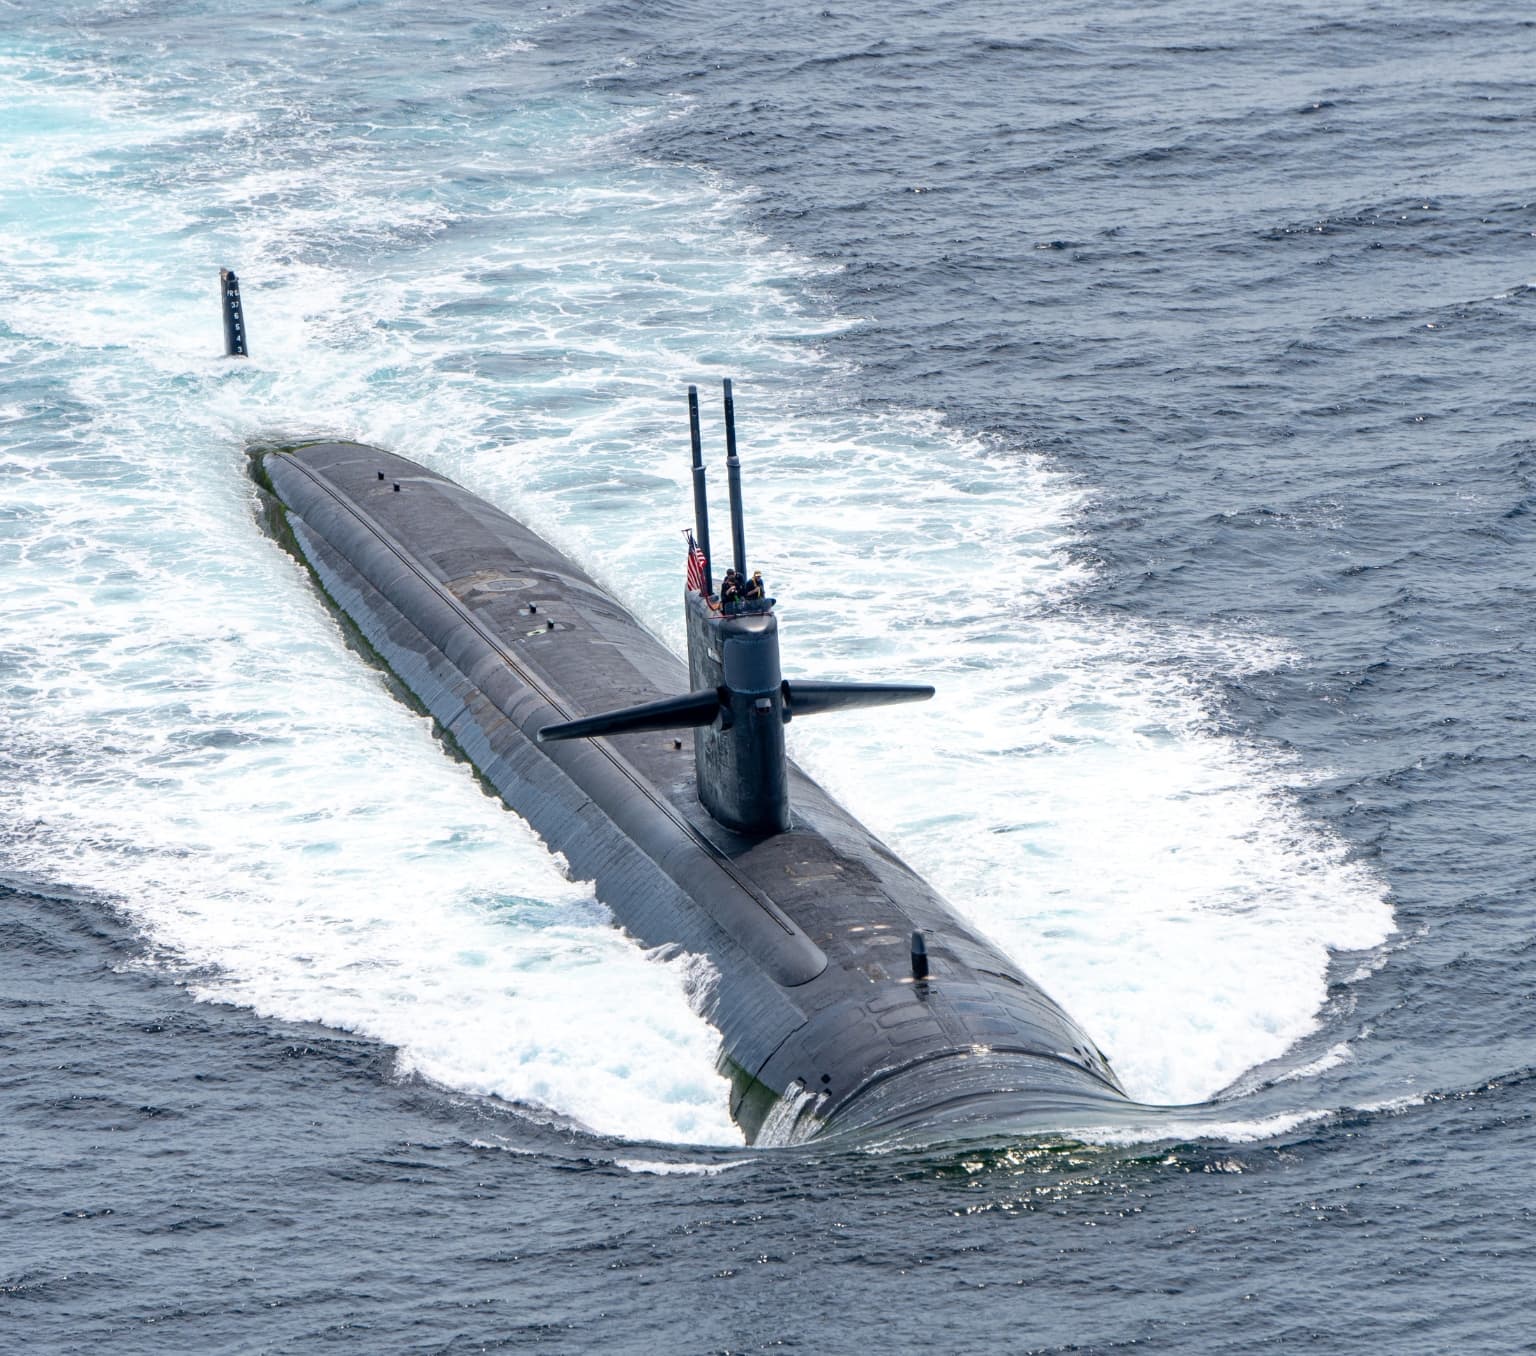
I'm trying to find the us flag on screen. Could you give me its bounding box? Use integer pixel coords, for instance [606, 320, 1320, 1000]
[685, 532, 708, 593]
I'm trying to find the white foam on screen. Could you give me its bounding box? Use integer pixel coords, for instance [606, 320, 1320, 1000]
[0, 20, 1393, 1145]
[1072, 1108, 1335, 1148]
[1274, 1043, 1356, 1083]
[1353, 1093, 1429, 1116]
[612, 1157, 753, 1176]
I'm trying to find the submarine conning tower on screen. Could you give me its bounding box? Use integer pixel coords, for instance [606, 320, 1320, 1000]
[538, 380, 934, 836]
[685, 601, 789, 834]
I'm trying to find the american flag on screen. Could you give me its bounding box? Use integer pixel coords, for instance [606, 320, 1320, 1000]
[685, 532, 708, 593]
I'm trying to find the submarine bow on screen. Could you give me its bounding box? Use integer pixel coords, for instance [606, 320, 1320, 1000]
[255, 407, 1132, 1143]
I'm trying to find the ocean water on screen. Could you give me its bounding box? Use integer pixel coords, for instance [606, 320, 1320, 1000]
[2, 1, 1531, 1351]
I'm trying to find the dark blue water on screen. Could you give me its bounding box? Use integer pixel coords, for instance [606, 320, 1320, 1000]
[5, 1, 1534, 1350]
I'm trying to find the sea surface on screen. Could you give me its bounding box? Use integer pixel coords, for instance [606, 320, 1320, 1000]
[2, 0, 1532, 1350]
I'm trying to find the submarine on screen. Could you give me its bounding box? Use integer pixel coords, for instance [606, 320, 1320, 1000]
[236, 285, 1136, 1144]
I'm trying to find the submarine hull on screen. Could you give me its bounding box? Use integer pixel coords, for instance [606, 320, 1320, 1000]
[257, 441, 1134, 1143]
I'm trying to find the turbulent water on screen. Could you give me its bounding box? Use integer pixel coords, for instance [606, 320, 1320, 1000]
[3, 1, 1531, 1350]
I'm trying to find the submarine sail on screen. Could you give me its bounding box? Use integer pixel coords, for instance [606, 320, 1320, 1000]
[253, 388, 1134, 1143]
